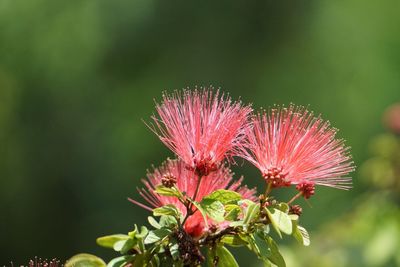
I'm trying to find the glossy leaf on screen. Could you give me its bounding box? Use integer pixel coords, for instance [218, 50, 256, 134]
[265, 235, 286, 267]
[252, 232, 286, 267]
[144, 228, 171, 244]
[106, 255, 134, 267]
[215, 246, 239, 267]
[96, 235, 129, 249]
[191, 201, 209, 228]
[153, 204, 180, 217]
[169, 238, 180, 261]
[114, 238, 137, 254]
[221, 234, 248, 247]
[200, 198, 225, 222]
[148, 216, 161, 229]
[136, 226, 149, 239]
[277, 203, 289, 213]
[204, 190, 242, 205]
[292, 221, 310, 246]
[243, 202, 260, 225]
[65, 253, 106, 267]
[159, 215, 178, 227]
[154, 185, 181, 197]
[266, 208, 292, 237]
[224, 204, 241, 221]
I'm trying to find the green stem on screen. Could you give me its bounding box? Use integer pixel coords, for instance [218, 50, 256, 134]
[265, 182, 272, 196]
[287, 192, 303, 205]
[192, 174, 203, 202]
[181, 174, 203, 226]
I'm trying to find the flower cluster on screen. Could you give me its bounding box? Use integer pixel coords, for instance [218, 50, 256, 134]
[76, 87, 355, 267]
[129, 158, 256, 237]
[136, 90, 354, 214]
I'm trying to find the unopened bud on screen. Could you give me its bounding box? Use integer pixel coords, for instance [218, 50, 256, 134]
[296, 181, 315, 199]
[289, 205, 303, 216]
[161, 174, 177, 188]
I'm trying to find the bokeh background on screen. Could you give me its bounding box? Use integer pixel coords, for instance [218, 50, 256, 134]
[1, 0, 399, 266]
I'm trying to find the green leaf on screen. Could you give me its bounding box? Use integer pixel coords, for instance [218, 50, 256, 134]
[229, 220, 245, 228]
[131, 252, 150, 267]
[224, 204, 241, 221]
[243, 202, 260, 225]
[113, 238, 137, 254]
[266, 208, 292, 237]
[169, 238, 180, 261]
[154, 185, 181, 197]
[127, 225, 138, 238]
[277, 203, 289, 213]
[206, 247, 216, 267]
[265, 235, 286, 267]
[65, 254, 106, 267]
[153, 204, 180, 217]
[221, 234, 248, 247]
[96, 235, 129, 249]
[292, 221, 310, 246]
[150, 255, 160, 267]
[215, 246, 239, 267]
[136, 226, 149, 239]
[200, 198, 225, 222]
[148, 216, 161, 229]
[106, 256, 126, 267]
[252, 232, 286, 267]
[159, 215, 178, 227]
[204, 189, 242, 205]
[144, 228, 171, 244]
[191, 201, 209, 228]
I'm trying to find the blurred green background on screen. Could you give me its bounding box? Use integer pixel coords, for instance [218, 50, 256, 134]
[1, 0, 399, 265]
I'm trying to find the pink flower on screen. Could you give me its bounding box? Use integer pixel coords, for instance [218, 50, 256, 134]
[239, 105, 355, 192]
[129, 159, 256, 236]
[148, 88, 252, 176]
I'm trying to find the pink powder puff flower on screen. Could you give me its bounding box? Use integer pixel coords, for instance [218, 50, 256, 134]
[148, 88, 252, 176]
[239, 104, 355, 194]
[129, 159, 257, 237]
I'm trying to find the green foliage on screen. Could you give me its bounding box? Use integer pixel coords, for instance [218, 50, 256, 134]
[155, 185, 183, 198]
[65, 254, 106, 267]
[153, 205, 181, 218]
[200, 198, 225, 222]
[242, 201, 260, 226]
[72, 183, 312, 266]
[204, 189, 242, 205]
[266, 208, 293, 237]
[224, 204, 241, 221]
[96, 234, 130, 249]
[207, 246, 239, 267]
[144, 229, 172, 245]
[221, 235, 248, 247]
[292, 221, 310, 247]
[251, 231, 286, 267]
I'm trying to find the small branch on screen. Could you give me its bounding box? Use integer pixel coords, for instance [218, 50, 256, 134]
[192, 174, 203, 202]
[199, 227, 239, 246]
[287, 192, 303, 205]
[265, 182, 272, 196]
[181, 174, 203, 226]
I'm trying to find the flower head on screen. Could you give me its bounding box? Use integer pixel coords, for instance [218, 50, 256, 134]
[129, 159, 256, 236]
[239, 104, 355, 192]
[148, 88, 252, 176]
